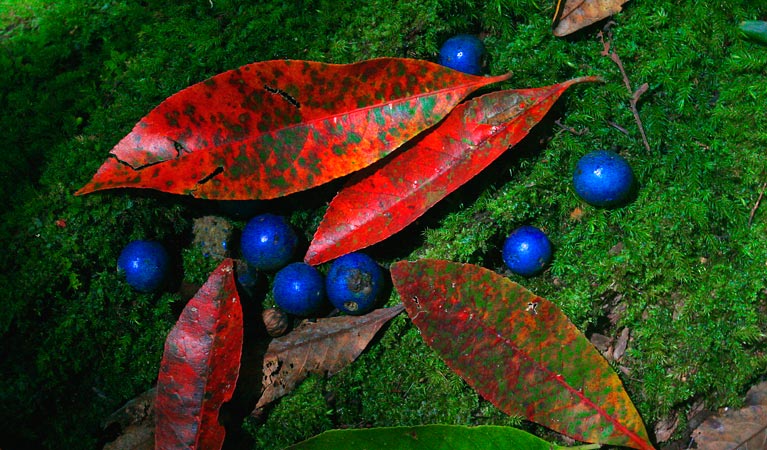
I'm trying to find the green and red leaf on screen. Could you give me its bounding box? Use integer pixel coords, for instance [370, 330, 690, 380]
[155, 258, 243, 450]
[305, 77, 599, 265]
[76, 58, 510, 200]
[390, 259, 654, 450]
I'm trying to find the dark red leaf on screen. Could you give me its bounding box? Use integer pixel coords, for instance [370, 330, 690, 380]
[305, 77, 599, 265]
[155, 258, 243, 450]
[390, 259, 654, 450]
[76, 58, 510, 200]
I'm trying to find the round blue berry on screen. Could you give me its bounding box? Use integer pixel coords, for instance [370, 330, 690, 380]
[502, 226, 552, 277]
[117, 240, 170, 293]
[272, 263, 326, 316]
[573, 150, 635, 208]
[241, 214, 298, 271]
[438, 34, 486, 75]
[326, 253, 384, 315]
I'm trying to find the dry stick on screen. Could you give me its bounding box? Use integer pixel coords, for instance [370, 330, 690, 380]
[598, 25, 652, 153]
[748, 181, 767, 227]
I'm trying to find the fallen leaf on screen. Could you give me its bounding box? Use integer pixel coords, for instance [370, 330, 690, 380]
[102, 388, 156, 450]
[253, 304, 404, 411]
[612, 327, 630, 361]
[553, 0, 630, 37]
[692, 381, 767, 450]
[76, 58, 510, 200]
[305, 77, 600, 265]
[287, 424, 602, 450]
[390, 259, 654, 450]
[155, 258, 243, 450]
[653, 412, 679, 443]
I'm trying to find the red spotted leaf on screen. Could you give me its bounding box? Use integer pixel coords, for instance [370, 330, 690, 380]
[76, 58, 510, 200]
[305, 76, 599, 265]
[155, 258, 243, 450]
[390, 259, 654, 450]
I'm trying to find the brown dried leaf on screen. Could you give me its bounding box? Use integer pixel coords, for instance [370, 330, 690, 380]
[692, 381, 767, 449]
[553, 0, 630, 37]
[253, 305, 405, 411]
[102, 388, 155, 450]
[612, 327, 630, 361]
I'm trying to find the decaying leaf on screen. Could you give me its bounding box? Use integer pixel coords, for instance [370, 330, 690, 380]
[692, 381, 767, 450]
[155, 258, 243, 450]
[102, 388, 156, 450]
[553, 0, 630, 37]
[391, 259, 654, 450]
[253, 304, 404, 412]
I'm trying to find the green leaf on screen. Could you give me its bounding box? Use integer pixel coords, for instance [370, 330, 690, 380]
[740, 21, 767, 46]
[390, 259, 655, 450]
[286, 424, 601, 450]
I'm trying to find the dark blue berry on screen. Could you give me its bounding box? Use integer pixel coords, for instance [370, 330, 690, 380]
[502, 226, 552, 277]
[326, 253, 384, 315]
[272, 263, 326, 316]
[240, 214, 297, 271]
[438, 34, 486, 75]
[573, 150, 635, 208]
[117, 240, 170, 292]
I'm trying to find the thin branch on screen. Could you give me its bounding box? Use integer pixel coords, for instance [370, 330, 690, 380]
[748, 181, 767, 227]
[598, 25, 652, 153]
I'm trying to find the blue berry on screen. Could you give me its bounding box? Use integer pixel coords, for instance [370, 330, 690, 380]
[502, 226, 552, 277]
[573, 150, 635, 208]
[272, 263, 326, 316]
[241, 214, 298, 271]
[438, 34, 486, 75]
[117, 240, 170, 292]
[326, 253, 384, 315]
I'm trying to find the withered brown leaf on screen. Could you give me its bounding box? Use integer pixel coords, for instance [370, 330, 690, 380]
[692, 381, 767, 449]
[253, 305, 405, 412]
[553, 0, 630, 37]
[102, 388, 155, 450]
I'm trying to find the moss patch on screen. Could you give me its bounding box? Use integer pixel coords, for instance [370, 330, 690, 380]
[2, 0, 767, 449]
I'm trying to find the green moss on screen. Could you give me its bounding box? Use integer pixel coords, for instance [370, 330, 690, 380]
[3, 0, 767, 448]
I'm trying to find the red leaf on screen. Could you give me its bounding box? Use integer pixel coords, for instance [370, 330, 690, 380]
[305, 77, 599, 265]
[390, 259, 654, 450]
[75, 58, 510, 200]
[155, 258, 243, 450]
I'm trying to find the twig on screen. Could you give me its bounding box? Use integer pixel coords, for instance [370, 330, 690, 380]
[555, 119, 588, 136]
[607, 120, 630, 135]
[748, 181, 767, 227]
[598, 24, 652, 153]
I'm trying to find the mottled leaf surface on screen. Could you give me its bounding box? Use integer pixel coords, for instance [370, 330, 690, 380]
[155, 259, 243, 450]
[76, 58, 510, 199]
[305, 77, 599, 265]
[254, 304, 404, 411]
[390, 259, 653, 450]
[287, 424, 601, 450]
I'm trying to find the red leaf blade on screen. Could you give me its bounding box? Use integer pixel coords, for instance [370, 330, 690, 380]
[305, 77, 599, 265]
[155, 258, 243, 450]
[390, 259, 653, 450]
[76, 58, 510, 200]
